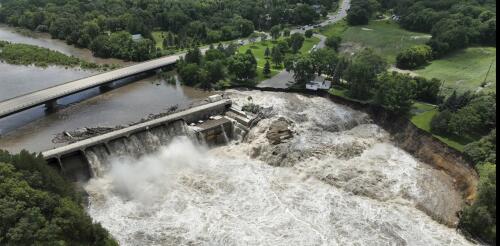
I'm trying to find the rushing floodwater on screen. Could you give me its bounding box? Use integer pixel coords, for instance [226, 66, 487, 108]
[84, 91, 472, 245]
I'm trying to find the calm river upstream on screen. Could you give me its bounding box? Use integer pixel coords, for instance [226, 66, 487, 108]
[0, 25, 212, 153]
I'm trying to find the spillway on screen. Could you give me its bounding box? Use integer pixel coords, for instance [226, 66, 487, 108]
[83, 90, 473, 245]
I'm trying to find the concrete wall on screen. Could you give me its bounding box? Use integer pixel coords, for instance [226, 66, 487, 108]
[43, 99, 233, 181]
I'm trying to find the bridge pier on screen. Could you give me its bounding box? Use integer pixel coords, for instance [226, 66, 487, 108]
[45, 99, 58, 112]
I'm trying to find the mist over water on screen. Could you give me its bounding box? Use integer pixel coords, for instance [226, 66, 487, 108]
[85, 91, 472, 245]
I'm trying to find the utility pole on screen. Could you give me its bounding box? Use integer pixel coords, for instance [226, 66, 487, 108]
[482, 57, 495, 87]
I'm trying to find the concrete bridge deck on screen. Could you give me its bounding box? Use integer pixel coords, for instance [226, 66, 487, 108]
[42, 99, 231, 160]
[0, 54, 181, 119]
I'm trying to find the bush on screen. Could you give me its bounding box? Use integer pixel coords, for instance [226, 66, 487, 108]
[325, 35, 342, 51]
[305, 29, 314, 38]
[459, 162, 496, 244]
[464, 129, 497, 165]
[396, 45, 433, 70]
[430, 110, 453, 134]
[375, 72, 414, 115]
[412, 77, 442, 104]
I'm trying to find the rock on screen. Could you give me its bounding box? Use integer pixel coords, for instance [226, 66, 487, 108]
[266, 117, 293, 145]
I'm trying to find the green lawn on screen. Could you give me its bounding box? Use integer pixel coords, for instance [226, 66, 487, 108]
[339, 20, 431, 63]
[151, 31, 167, 49]
[409, 102, 479, 151]
[318, 20, 349, 37]
[414, 47, 497, 96]
[238, 36, 320, 82]
[328, 87, 371, 104]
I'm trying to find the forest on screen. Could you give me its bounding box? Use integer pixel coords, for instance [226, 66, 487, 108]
[0, 150, 117, 245]
[0, 0, 332, 61]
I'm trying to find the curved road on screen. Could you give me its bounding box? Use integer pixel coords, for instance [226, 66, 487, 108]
[258, 0, 351, 88]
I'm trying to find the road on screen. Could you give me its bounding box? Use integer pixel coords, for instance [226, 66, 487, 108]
[259, 0, 351, 88]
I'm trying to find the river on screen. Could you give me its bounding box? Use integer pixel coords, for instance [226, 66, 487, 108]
[84, 90, 473, 245]
[0, 25, 212, 153]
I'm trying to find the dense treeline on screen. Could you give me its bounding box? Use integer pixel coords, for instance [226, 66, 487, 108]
[0, 0, 331, 61]
[347, 0, 496, 58]
[431, 92, 496, 138]
[393, 0, 497, 57]
[0, 41, 117, 70]
[176, 44, 257, 89]
[0, 150, 117, 245]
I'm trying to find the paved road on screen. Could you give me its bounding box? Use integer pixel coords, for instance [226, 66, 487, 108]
[259, 0, 351, 88]
[0, 55, 181, 119]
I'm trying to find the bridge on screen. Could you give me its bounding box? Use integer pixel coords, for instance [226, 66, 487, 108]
[0, 54, 182, 119]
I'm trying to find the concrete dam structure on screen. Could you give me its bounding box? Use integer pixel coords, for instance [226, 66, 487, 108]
[43, 96, 256, 181]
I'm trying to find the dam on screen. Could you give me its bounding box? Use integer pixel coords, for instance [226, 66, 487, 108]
[80, 90, 473, 245]
[43, 95, 257, 181]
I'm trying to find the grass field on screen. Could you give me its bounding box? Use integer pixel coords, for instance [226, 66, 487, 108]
[339, 20, 430, 63]
[318, 20, 349, 37]
[238, 36, 320, 82]
[151, 31, 167, 49]
[414, 47, 497, 96]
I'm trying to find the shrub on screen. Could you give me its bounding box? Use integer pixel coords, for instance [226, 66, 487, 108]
[396, 45, 433, 70]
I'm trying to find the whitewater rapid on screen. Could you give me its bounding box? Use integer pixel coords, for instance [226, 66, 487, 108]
[85, 90, 472, 245]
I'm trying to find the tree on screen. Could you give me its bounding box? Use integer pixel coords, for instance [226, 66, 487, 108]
[263, 60, 272, 77]
[178, 63, 203, 86]
[310, 48, 338, 77]
[264, 47, 271, 59]
[347, 6, 370, 25]
[205, 48, 226, 62]
[270, 25, 281, 40]
[283, 28, 291, 37]
[289, 33, 305, 53]
[375, 72, 415, 115]
[344, 48, 387, 100]
[271, 47, 283, 67]
[430, 110, 453, 134]
[464, 129, 496, 165]
[305, 29, 314, 38]
[291, 54, 315, 85]
[245, 49, 257, 66]
[396, 45, 433, 69]
[412, 77, 442, 104]
[283, 54, 297, 72]
[204, 60, 226, 85]
[276, 40, 290, 54]
[227, 53, 257, 82]
[460, 162, 496, 244]
[325, 35, 342, 51]
[184, 47, 202, 64]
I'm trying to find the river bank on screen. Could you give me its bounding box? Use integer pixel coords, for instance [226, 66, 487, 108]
[0, 24, 132, 66]
[0, 41, 119, 70]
